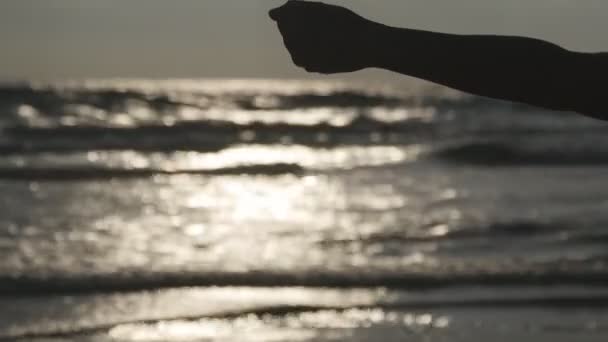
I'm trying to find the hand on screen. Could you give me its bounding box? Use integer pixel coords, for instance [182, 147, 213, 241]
[269, 1, 379, 74]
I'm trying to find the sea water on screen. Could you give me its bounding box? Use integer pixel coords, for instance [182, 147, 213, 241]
[1, 78, 608, 341]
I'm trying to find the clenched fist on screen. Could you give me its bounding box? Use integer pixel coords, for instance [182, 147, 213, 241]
[269, 1, 380, 74]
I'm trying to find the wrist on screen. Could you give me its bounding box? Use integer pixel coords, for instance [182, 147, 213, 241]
[360, 20, 396, 70]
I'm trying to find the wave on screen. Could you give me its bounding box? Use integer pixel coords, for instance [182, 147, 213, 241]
[3, 82, 607, 158]
[233, 90, 533, 111]
[433, 141, 608, 166]
[4, 296, 608, 342]
[2, 117, 433, 155]
[4, 267, 608, 296]
[317, 221, 558, 247]
[0, 82, 563, 124]
[0, 84, 209, 113]
[0, 85, 406, 130]
[0, 163, 304, 181]
[4, 295, 608, 342]
[0, 83, 466, 113]
[7, 123, 608, 163]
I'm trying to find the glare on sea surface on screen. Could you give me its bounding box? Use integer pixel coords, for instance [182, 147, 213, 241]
[69, 138, 435, 274]
[107, 309, 451, 342]
[109, 320, 317, 342]
[58, 144, 422, 174]
[176, 144, 423, 171]
[45, 135, 441, 275]
[186, 177, 299, 221]
[99, 288, 391, 341]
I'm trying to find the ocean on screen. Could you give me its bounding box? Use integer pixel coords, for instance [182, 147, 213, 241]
[1, 78, 608, 341]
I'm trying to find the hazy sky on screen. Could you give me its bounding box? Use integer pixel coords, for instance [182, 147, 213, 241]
[1, 0, 607, 80]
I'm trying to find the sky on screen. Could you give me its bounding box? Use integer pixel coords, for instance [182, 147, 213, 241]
[1, 0, 608, 80]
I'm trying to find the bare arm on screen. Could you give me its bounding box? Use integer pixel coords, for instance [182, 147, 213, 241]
[270, 1, 608, 120]
[371, 25, 607, 120]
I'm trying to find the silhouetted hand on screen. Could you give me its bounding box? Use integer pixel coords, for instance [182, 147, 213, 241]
[269, 1, 379, 74]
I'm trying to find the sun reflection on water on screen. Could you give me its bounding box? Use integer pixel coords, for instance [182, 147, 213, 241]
[4, 136, 454, 277]
[39, 138, 449, 275]
[174, 144, 423, 171]
[107, 310, 451, 342]
[1, 78, 470, 341]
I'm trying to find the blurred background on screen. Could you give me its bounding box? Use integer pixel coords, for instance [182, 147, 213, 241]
[2, 1, 608, 341]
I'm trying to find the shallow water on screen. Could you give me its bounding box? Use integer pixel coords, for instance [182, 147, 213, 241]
[1, 79, 608, 340]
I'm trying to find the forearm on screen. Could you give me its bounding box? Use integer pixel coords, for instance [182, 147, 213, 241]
[366, 23, 590, 115]
[270, 1, 606, 120]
